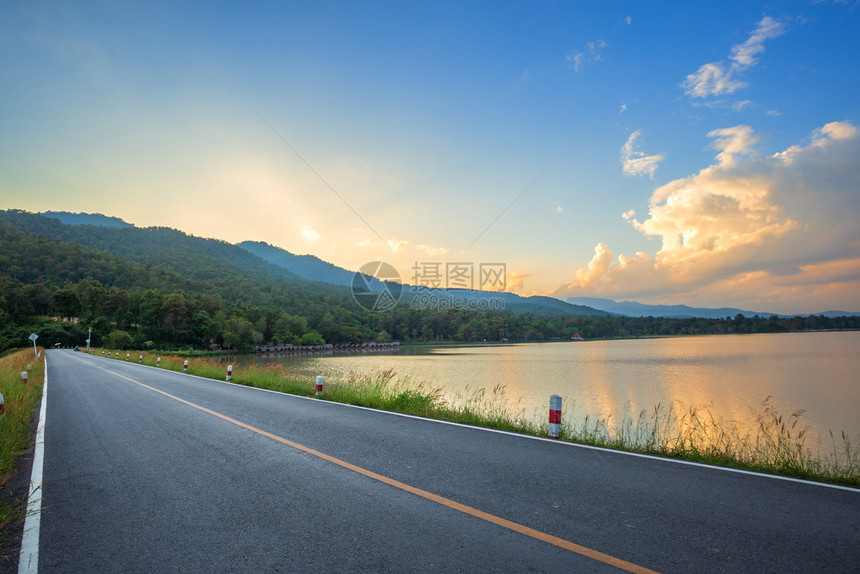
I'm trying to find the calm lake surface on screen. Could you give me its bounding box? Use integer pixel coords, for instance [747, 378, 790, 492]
[242, 332, 860, 439]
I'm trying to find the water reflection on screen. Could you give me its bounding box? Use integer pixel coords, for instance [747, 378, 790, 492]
[238, 332, 860, 440]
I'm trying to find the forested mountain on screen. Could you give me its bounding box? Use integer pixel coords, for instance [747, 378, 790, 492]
[1, 210, 301, 284]
[239, 240, 356, 286]
[1, 209, 857, 352]
[0, 216, 354, 350]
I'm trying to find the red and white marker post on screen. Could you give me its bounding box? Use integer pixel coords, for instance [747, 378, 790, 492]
[20, 371, 28, 385]
[315, 376, 324, 396]
[0, 392, 4, 417]
[139, 355, 143, 364]
[548, 394, 562, 439]
[183, 360, 189, 373]
[226, 364, 233, 381]
[126, 353, 130, 360]
[157, 357, 161, 367]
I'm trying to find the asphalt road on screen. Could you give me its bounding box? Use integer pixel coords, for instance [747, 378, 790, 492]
[34, 350, 859, 573]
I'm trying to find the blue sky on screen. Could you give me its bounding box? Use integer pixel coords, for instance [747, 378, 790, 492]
[1, 1, 858, 313]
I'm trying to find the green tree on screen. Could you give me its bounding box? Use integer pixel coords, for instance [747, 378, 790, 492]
[107, 330, 133, 350]
[52, 286, 81, 320]
[375, 330, 391, 343]
[300, 331, 325, 346]
[222, 315, 256, 352]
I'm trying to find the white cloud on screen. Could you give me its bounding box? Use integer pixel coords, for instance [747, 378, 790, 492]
[554, 121, 860, 311]
[417, 243, 449, 257]
[814, 120, 858, 142]
[706, 125, 760, 167]
[683, 16, 786, 100]
[729, 16, 785, 68]
[569, 52, 586, 73]
[732, 99, 752, 111]
[683, 62, 745, 98]
[625, 16, 632, 25]
[775, 120, 858, 163]
[505, 270, 532, 294]
[568, 39, 606, 73]
[357, 237, 449, 259]
[571, 243, 613, 287]
[301, 229, 321, 241]
[766, 109, 781, 117]
[621, 130, 665, 178]
[386, 238, 408, 251]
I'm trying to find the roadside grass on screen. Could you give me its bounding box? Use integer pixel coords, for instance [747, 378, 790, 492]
[555, 398, 859, 486]
[0, 348, 43, 551]
[94, 349, 859, 487]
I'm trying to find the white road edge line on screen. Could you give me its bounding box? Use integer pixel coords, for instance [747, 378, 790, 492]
[88, 352, 860, 493]
[18, 354, 47, 574]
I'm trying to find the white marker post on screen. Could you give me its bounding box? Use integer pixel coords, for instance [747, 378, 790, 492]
[139, 355, 143, 364]
[315, 376, 324, 396]
[226, 365, 232, 381]
[183, 360, 188, 373]
[549, 394, 562, 439]
[0, 392, 4, 418]
[126, 353, 130, 360]
[20, 371, 28, 385]
[102, 350, 105, 356]
[157, 357, 161, 367]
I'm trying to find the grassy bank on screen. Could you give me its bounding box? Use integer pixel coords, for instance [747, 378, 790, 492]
[94, 349, 859, 487]
[0, 348, 43, 551]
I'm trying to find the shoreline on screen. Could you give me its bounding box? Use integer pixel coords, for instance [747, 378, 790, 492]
[80, 347, 860, 488]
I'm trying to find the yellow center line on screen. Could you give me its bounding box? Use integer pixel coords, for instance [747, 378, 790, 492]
[93, 360, 661, 574]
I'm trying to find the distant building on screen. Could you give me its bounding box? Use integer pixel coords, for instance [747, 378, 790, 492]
[571, 333, 584, 341]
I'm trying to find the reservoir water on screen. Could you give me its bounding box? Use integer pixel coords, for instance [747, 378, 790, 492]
[244, 331, 860, 440]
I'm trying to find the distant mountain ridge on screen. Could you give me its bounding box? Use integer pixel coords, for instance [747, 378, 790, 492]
[811, 310, 860, 318]
[239, 240, 355, 286]
[240, 241, 608, 316]
[42, 211, 132, 228]
[565, 297, 860, 319]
